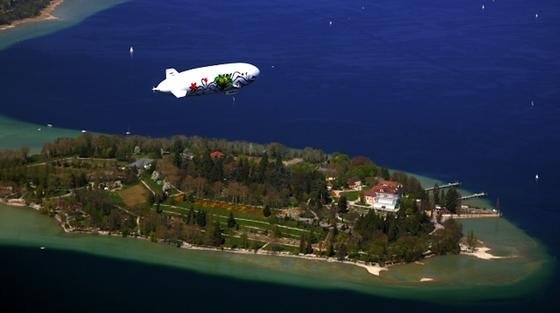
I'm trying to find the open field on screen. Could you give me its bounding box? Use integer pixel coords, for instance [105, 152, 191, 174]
[118, 184, 150, 207]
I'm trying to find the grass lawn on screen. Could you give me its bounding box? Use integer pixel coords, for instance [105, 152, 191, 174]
[341, 191, 360, 201]
[161, 203, 311, 238]
[140, 174, 163, 193]
[118, 183, 150, 207]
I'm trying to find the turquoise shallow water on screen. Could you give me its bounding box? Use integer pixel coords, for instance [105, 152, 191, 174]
[0, 0, 128, 50]
[0, 204, 553, 303]
[0, 0, 127, 151]
[0, 115, 78, 152]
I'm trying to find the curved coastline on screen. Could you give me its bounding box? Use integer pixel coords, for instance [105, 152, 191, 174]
[0, 0, 129, 151]
[0, 201, 553, 303]
[0, 0, 65, 32]
[0, 0, 129, 50]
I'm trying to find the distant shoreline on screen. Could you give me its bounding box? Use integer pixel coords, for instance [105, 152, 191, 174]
[0, 0, 64, 32]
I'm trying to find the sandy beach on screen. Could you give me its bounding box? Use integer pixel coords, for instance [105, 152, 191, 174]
[460, 243, 511, 260]
[0, 0, 64, 31]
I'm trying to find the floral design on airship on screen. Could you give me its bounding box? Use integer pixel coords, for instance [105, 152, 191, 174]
[214, 74, 233, 90]
[190, 82, 198, 91]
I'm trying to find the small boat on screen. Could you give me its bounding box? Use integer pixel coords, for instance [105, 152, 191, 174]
[129, 46, 134, 57]
[125, 131, 131, 135]
[40, 246, 45, 250]
[482, 4, 485, 10]
[47, 124, 53, 128]
[81, 130, 87, 133]
[37, 128, 42, 132]
[535, 174, 539, 182]
[329, 20, 333, 26]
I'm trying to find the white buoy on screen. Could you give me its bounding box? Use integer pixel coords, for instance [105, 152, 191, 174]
[535, 174, 539, 182]
[125, 131, 131, 135]
[37, 128, 42, 132]
[47, 123, 53, 128]
[329, 20, 333, 26]
[129, 46, 134, 57]
[535, 13, 539, 19]
[40, 246, 45, 250]
[271, 65, 275, 69]
[81, 130, 87, 133]
[482, 4, 485, 10]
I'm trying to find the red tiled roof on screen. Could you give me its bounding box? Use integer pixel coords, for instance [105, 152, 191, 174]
[210, 150, 225, 159]
[367, 180, 402, 195]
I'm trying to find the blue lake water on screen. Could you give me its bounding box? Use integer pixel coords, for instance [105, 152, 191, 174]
[0, 0, 559, 311]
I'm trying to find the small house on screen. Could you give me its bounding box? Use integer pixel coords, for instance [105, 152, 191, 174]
[347, 177, 363, 191]
[364, 180, 403, 212]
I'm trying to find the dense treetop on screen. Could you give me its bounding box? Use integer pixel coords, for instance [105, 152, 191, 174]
[0, 0, 52, 25]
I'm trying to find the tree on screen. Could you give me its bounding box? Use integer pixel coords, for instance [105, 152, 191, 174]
[335, 243, 348, 261]
[299, 234, 306, 254]
[433, 184, 440, 205]
[358, 192, 365, 205]
[445, 188, 460, 213]
[326, 241, 335, 257]
[205, 221, 225, 246]
[240, 232, 249, 249]
[227, 211, 237, 228]
[196, 210, 207, 227]
[257, 153, 268, 182]
[173, 151, 182, 168]
[466, 230, 477, 252]
[337, 195, 348, 214]
[263, 205, 271, 217]
[431, 219, 463, 255]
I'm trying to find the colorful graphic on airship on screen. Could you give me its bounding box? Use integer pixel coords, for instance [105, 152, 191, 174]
[153, 63, 260, 98]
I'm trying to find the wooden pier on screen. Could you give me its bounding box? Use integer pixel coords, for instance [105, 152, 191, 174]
[460, 192, 487, 200]
[424, 181, 460, 191]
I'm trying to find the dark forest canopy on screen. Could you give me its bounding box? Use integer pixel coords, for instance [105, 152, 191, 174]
[0, 0, 52, 25]
[40, 134, 328, 163]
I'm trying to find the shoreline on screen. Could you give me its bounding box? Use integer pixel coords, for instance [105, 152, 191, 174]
[0, 0, 64, 32]
[2, 199, 513, 278]
[60, 218, 390, 277]
[460, 243, 511, 260]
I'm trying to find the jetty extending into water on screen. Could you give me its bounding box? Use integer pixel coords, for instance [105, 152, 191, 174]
[424, 181, 460, 191]
[461, 192, 488, 200]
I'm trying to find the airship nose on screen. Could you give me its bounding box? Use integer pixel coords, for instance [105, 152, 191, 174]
[252, 65, 260, 77]
[248, 64, 260, 79]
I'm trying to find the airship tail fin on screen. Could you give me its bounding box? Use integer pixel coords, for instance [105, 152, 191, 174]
[166, 68, 179, 79]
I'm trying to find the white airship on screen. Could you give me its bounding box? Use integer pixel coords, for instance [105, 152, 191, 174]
[152, 63, 260, 98]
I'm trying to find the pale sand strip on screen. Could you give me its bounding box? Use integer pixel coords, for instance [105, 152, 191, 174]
[182, 243, 388, 276]
[460, 243, 512, 260]
[0, 0, 64, 31]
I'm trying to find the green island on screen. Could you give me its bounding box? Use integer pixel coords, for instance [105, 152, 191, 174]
[0, 133, 528, 277]
[0, 0, 54, 25]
